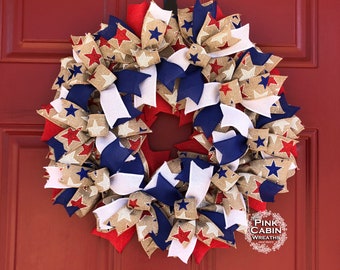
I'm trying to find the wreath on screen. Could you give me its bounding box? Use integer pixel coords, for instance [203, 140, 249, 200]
[38, 0, 304, 264]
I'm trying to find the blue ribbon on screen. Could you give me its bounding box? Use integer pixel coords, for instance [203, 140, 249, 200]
[236, 47, 272, 68]
[145, 173, 183, 206]
[96, 15, 135, 40]
[213, 134, 248, 164]
[259, 180, 284, 202]
[150, 204, 172, 250]
[256, 94, 300, 128]
[156, 58, 185, 92]
[177, 66, 204, 104]
[114, 94, 142, 127]
[114, 69, 151, 97]
[199, 210, 238, 244]
[54, 188, 78, 217]
[194, 103, 223, 137]
[192, 0, 217, 42]
[118, 153, 145, 175]
[66, 84, 95, 112]
[100, 138, 133, 175]
[47, 137, 66, 161]
[176, 157, 212, 183]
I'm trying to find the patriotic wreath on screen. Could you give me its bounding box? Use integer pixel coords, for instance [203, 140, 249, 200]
[38, 0, 304, 264]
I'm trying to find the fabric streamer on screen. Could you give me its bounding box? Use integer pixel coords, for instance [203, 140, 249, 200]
[38, 0, 304, 264]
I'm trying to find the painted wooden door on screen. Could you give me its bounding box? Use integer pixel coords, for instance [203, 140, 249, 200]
[0, 0, 338, 269]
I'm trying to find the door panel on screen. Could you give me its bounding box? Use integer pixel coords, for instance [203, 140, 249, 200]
[0, 0, 338, 269]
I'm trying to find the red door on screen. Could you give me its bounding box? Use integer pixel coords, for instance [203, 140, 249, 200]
[0, 0, 338, 269]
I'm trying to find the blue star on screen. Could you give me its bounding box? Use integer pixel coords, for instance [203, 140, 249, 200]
[73, 65, 82, 76]
[149, 27, 162, 41]
[258, 76, 270, 89]
[177, 199, 189, 210]
[55, 75, 65, 87]
[232, 21, 241, 29]
[189, 53, 200, 64]
[181, 20, 193, 32]
[218, 169, 227, 178]
[65, 104, 78, 117]
[265, 161, 281, 177]
[254, 136, 265, 148]
[76, 168, 89, 180]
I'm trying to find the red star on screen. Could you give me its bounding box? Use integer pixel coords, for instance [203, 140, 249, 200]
[173, 227, 191, 243]
[114, 28, 130, 46]
[84, 48, 102, 66]
[187, 6, 194, 13]
[268, 76, 277, 85]
[197, 229, 209, 242]
[79, 141, 94, 156]
[128, 199, 139, 209]
[128, 138, 142, 151]
[61, 128, 80, 146]
[88, 73, 96, 80]
[220, 84, 232, 95]
[71, 197, 87, 209]
[207, 14, 220, 28]
[171, 39, 186, 51]
[99, 37, 111, 48]
[41, 104, 53, 114]
[209, 59, 223, 75]
[218, 42, 230, 50]
[279, 140, 297, 158]
[215, 191, 226, 204]
[253, 181, 262, 193]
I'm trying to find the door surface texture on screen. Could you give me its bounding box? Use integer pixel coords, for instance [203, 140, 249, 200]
[0, 0, 339, 269]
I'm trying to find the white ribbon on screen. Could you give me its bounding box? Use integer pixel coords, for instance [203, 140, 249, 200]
[93, 198, 128, 230]
[100, 84, 130, 128]
[208, 24, 254, 58]
[134, 65, 157, 108]
[186, 161, 214, 207]
[110, 172, 144, 195]
[168, 236, 198, 264]
[220, 104, 254, 137]
[241, 95, 281, 118]
[44, 166, 69, 189]
[184, 82, 220, 114]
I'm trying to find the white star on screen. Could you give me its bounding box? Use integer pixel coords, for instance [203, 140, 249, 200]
[136, 224, 148, 240]
[102, 73, 115, 89]
[87, 119, 105, 136]
[206, 222, 220, 237]
[136, 51, 154, 68]
[290, 116, 300, 130]
[89, 186, 98, 197]
[60, 57, 73, 68]
[254, 90, 270, 99]
[66, 176, 82, 187]
[52, 113, 67, 123]
[117, 207, 133, 222]
[118, 121, 134, 137]
[272, 119, 290, 132]
[164, 92, 178, 105]
[225, 185, 240, 200]
[211, 33, 225, 44]
[59, 151, 79, 164]
[95, 172, 110, 191]
[197, 29, 209, 44]
[239, 66, 256, 81]
[222, 65, 235, 81]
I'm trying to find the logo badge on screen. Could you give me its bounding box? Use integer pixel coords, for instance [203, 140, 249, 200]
[245, 210, 287, 254]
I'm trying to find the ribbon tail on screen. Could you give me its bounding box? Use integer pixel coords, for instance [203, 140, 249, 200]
[241, 95, 280, 117]
[100, 84, 131, 128]
[168, 236, 198, 264]
[134, 65, 157, 108]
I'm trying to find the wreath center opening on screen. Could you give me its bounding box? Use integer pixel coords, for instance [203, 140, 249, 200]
[147, 112, 193, 158]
